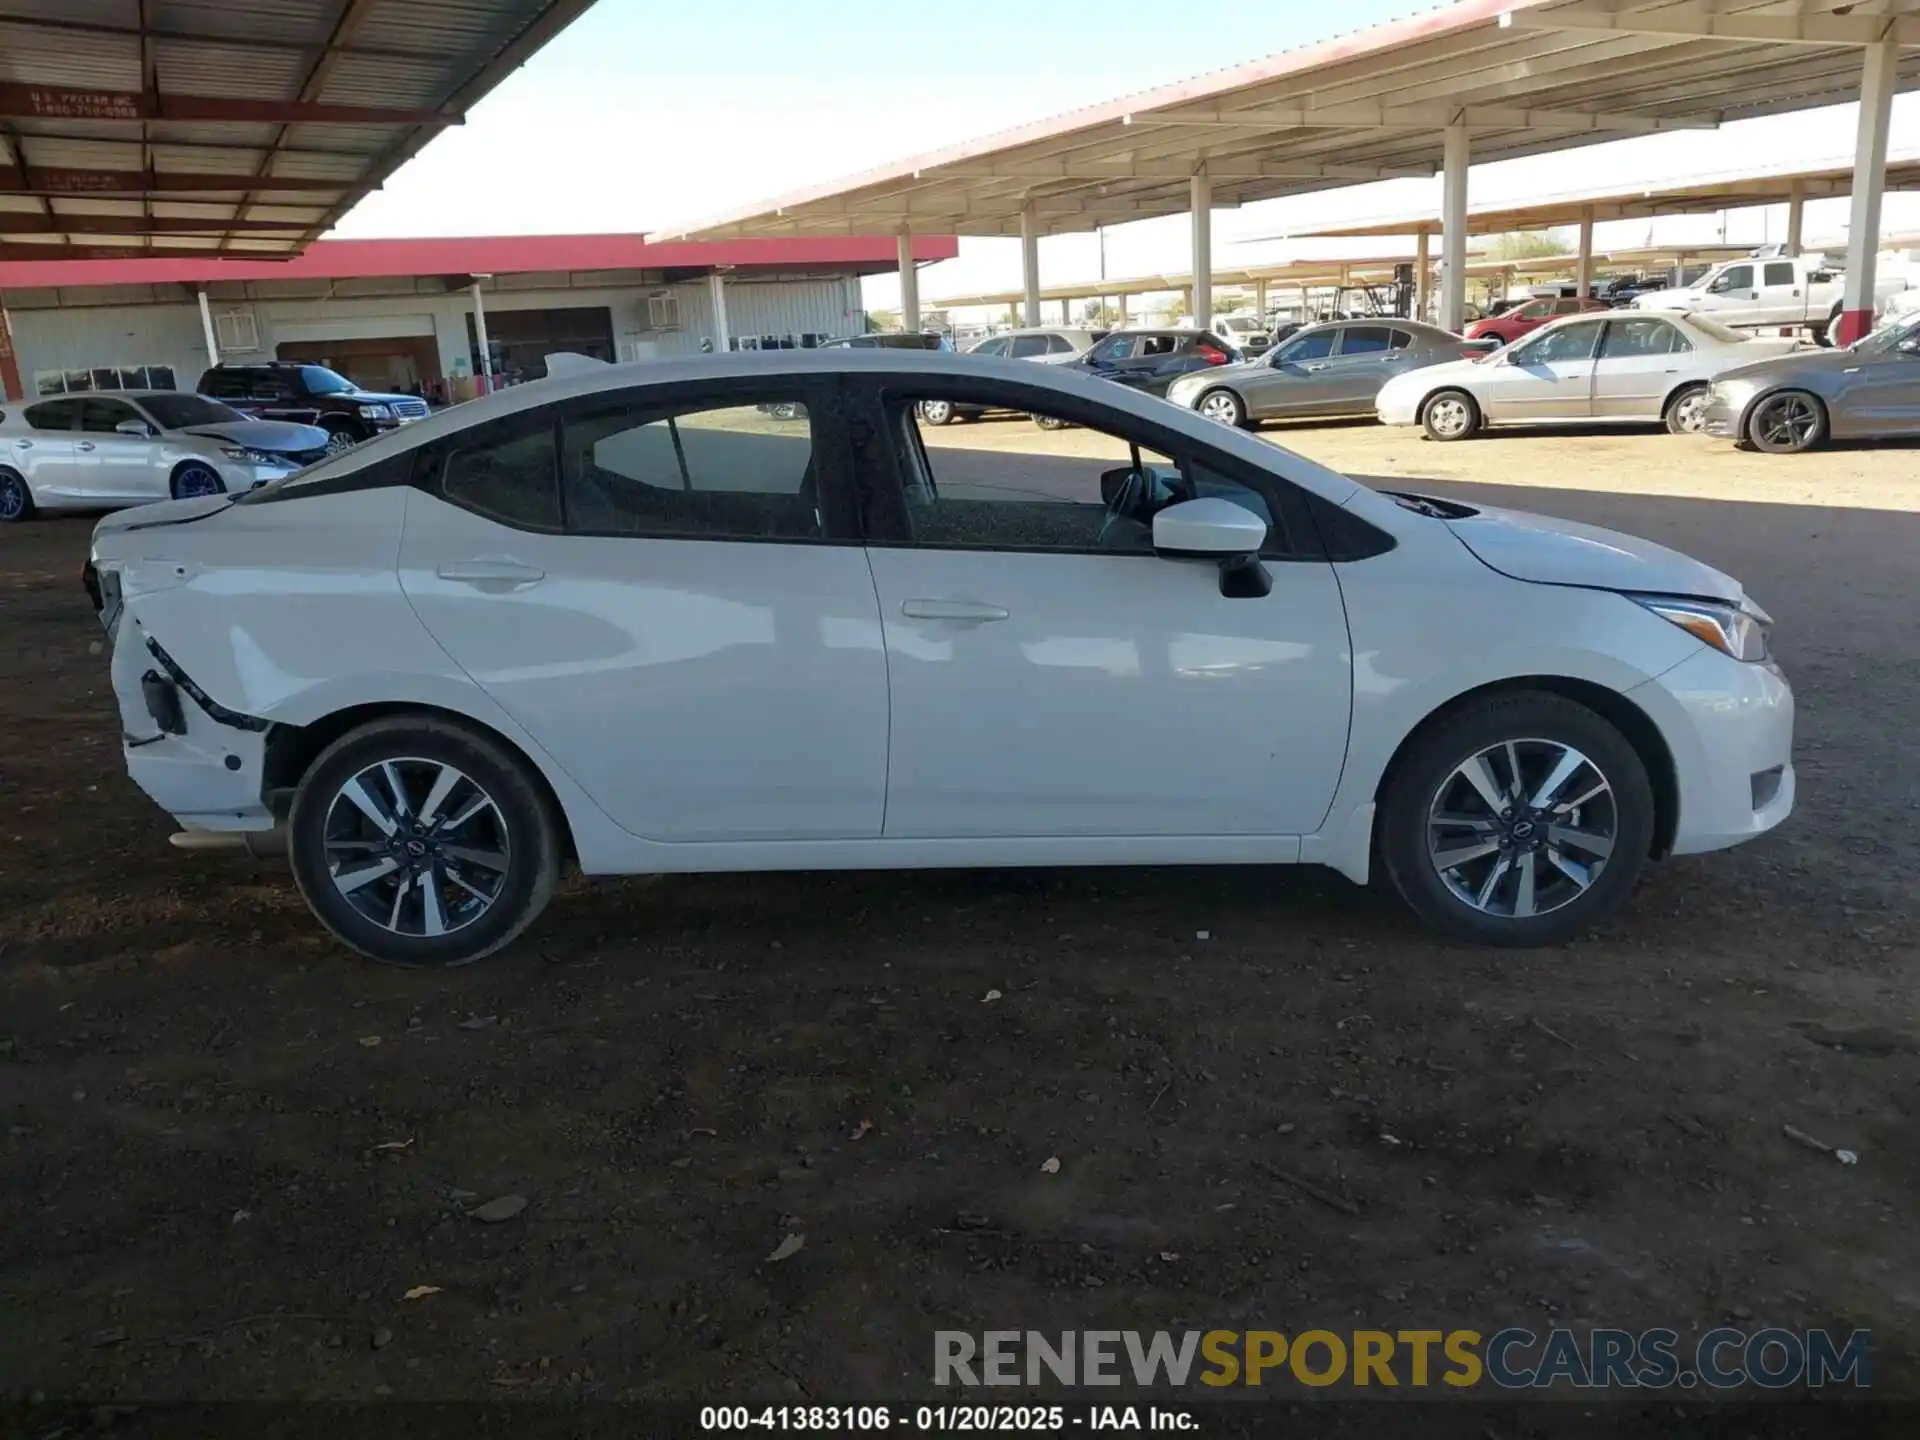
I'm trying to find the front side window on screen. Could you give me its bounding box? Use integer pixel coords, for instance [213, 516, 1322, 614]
[1276, 330, 1336, 363]
[299, 366, 356, 395]
[893, 393, 1296, 558]
[969, 336, 1011, 357]
[1710, 265, 1754, 293]
[1513, 321, 1604, 366]
[1093, 336, 1137, 362]
[1008, 335, 1050, 359]
[23, 399, 77, 431]
[1599, 318, 1682, 359]
[78, 398, 141, 434]
[562, 400, 821, 542]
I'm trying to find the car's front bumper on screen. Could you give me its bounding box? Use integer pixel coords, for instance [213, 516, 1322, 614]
[1631, 645, 1795, 855]
[1699, 384, 1762, 440]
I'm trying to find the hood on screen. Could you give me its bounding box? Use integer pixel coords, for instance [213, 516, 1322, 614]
[1430, 499, 1744, 603]
[1712, 346, 1860, 386]
[1630, 288, 1698, 310]
[341, 389, 415, 404]
[92, 493, 233, 545]
[181, 419, 331, 452]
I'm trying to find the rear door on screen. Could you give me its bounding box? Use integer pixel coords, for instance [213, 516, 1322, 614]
[1477, 318, 1604, 422]
[1590, 316, 1691, 420]
[76, 396, 168, 500]
[397, 378, 890, 843]
[10, 398, 79, 498]
[1757, 261, 1804, 325]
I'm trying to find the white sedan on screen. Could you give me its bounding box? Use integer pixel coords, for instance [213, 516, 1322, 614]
[1376, 311, 1799, 441]
[0, 391, 330, 522]
[85, 351, 1793, 966]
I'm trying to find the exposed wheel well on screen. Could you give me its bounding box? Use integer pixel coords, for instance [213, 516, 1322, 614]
[1371, 676, 1679, 860]
[262, 702, 577, 860]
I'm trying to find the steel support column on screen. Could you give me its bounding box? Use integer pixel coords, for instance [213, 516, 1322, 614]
[1838, 40, 1896, 346]
[1575, 206, 1595, 298]
[1440, 125, 1470, 332]
[1413, 228, 1431, 321]
[1785, 179, 1806, 256]
[1019, 205, 1041, 327]
[197, 288, 220, 366]
[470, 279, 493, 388]
[1189, 170, 1213, 331]
[896, 230, 919, 333]
[707, 271, 730, 352]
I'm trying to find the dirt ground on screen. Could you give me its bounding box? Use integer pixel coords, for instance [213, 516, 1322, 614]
[3, 418, 1919, 1415]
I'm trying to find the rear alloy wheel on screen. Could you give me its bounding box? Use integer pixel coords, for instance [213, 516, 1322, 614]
[170, 461, 225, 500]
[1379, 692, 1653, 947]
[1746, 390, 1827, 454]
[1032, 414, 1071, 431]
[1197, 389, 1247, 427]
[0, 467, 33, 523]
[1420, 389, 1481, 442]
[288, 716, 561, 967]
[918, 398, 957, 426]
[1663, 384, 1709, 436]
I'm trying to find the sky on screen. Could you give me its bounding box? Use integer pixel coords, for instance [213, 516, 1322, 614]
[334, 0, 1920, 312]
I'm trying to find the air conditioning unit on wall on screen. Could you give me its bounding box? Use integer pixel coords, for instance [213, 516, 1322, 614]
[214, 309, 261, 353]
[645, 292, 681, 331]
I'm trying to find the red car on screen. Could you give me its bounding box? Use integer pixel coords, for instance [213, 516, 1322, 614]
[1463, 295, 1609, 347]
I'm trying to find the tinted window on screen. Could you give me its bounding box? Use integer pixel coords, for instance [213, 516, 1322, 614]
[1046, 333, 1078, 354]
[78, 398, 141, 433]
[1277, 331, 1336, 362]
[1008, 335, 1050, 359]
[1763, 262, 1797, 287]
[442, 426, 563, 531]
[562, 400, 820, 542]
[1514, 321, 1604, 365]
[1387, 328, 1415, 351]
[969, 336, 1011, 357]
[300, 366, 356, 395]
[1139, 335, 1178, 356]
[1600, 318, 1682, 359]
[23, 399, 77, 431]
[1338, 326, 1394, 356]
[141, 394, 246, 429]
[202, 370, 254, 400]
[1092, 336, 1137, 361]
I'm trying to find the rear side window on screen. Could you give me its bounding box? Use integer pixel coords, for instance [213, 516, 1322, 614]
[202, 370, 254, 400]
[1763, 262, 1797, 287]
[970, 337, 1010, 357]
[562, 400, 822, 542]
[442, 426, 563, 531]
[23, 399, 77, 431]
[1046, 333, 1077, 354]
[1338, 326, 1395, 355]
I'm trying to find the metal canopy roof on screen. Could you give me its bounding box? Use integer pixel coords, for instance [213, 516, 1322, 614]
[1273, 151, 1920, 237]
[660, 0, 1920, 242]
[0, 0, 600, 260]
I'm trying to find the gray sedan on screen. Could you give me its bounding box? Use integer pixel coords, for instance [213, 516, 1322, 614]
[1702, 313, 1920, 453]
[1165, 320, 1489, 427]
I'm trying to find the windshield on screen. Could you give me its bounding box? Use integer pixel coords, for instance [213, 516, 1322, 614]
[1684, 315, 1750, 345]
[300, 365, 357, 395]
[1850, 314, 1920, 357]
[140, 394, 247, 429]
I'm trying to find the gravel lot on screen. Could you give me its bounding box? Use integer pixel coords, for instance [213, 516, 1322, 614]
[3, 418, 1918, 1410]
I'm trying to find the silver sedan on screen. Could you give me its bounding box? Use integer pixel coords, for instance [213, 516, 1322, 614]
[1166, 319, 1489, 427]
[1375, 311, 1800, 441]
[1701, 313, 1920, 453]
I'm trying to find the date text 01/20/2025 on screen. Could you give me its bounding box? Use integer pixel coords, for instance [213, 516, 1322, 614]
[701, 1405, 1195, 1431]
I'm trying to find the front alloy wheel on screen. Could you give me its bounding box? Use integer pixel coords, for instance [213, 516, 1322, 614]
[1197, 389, 1246, 427]
[170, 462, 225, 500]
[1747, 391, 1826, 454]
[919, 399, 956, 426]
[1421, 390, 1480, 442]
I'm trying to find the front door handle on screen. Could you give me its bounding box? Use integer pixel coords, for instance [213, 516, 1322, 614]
[12, 439, 29, 449]
[77, 441, 96, 452]
[436, 558, 545, 588]
[900, 599, 1009, 623]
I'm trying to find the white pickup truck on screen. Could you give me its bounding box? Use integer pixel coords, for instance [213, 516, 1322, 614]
[1630, 254, 1910, 342]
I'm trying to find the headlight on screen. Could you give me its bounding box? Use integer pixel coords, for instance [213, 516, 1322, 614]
[220, 445, 293, 466]
[358, 403, 393, 420]
[1633, 594, 1771, 661]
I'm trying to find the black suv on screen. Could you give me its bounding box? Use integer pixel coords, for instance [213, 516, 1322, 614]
[196, 363, 431, 454]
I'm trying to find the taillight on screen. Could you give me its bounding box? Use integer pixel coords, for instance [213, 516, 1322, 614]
[1197, 345, 1229, 365]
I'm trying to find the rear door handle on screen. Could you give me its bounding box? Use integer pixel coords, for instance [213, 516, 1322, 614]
[436, 558, 545, 588]
[900, 599, 1009, 623]
[77, 441, 96, 452]
[12, 440, 29, 449]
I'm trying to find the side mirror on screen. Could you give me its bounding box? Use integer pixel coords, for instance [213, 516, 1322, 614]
[115, 419, 155, 437]
[1898, 337, 1920, 357]
[1154, 498, 1271, 599]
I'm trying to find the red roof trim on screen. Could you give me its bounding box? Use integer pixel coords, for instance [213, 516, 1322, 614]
[0, 232, 958, 289]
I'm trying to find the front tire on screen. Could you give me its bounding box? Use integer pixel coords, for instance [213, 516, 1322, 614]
[1196, 388, 1247, 428]
[323, 425, 362, 455]
[0, 467, 33, 522]
[1663, 383, 1709, 436]
[1746, 390, 1827, 454]
[1420, 389, 1481, 442]
[1378, 692, 1654, 947]
[1032, 414, 1071, 431]
[287, 715, 561, 967]
[918, 399, 957, 426]
[170, 461, 226, 500]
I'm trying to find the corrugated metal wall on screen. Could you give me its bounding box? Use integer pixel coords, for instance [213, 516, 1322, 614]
[7, 276, 868, 393]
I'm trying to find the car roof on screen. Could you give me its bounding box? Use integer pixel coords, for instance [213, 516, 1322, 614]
[268, 349, 1366, 507]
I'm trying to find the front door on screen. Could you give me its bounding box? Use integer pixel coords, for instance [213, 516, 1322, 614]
[10, 398, 79, 498]
[75, 397, 167, 501]
[853, 376, 1352, 839]
[1839, 347, 1920, 436]
[1477, 318, 1604, 422]
[1698, 263, 1757, 318]
[397, 381, 890, 843]
[1589, 316, 1690, 421]
[1243, 327, 1340, 417]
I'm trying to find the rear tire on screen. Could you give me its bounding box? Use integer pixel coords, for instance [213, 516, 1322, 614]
[0, 467, 33, 523]
[1746, 390, 1827, 454]
[1420, 389, 1482, 442]
[1032, 414, 1071, 431]
[1378, 691, 1654, 947]
[287, 715, 561, 967]
[918, 399, 956, 426]
[1663, 383, 1709, 436]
